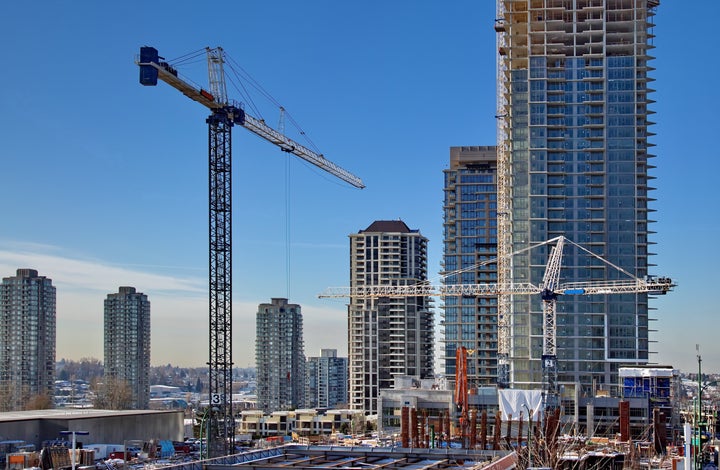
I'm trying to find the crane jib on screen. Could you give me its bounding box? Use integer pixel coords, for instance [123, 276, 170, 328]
[137, 46, 364, 189]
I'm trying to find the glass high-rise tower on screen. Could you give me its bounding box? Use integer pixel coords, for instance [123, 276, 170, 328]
[305, 349, 348, 409]
[496, 0, 660, 397]
[442, 147, 499, 388]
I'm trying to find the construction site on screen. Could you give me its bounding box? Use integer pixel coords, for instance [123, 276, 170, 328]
[128, 0, 695, 468]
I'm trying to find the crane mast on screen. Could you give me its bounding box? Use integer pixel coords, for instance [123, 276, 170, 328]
[138, 46, 363, 457]
[540, 237, 564, 411]
[495, 0, 512, 390]
[207, 86, 234, 458]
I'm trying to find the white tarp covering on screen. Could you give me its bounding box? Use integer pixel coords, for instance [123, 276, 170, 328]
[618, 367, 675, 378]
[497, 389, 543, 421]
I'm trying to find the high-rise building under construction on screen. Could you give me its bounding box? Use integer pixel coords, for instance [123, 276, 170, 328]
[494, 0, 660, 398]
[0, 269, 56, 410]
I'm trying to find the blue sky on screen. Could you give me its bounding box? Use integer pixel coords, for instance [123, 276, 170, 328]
[0, 2, 717, 373]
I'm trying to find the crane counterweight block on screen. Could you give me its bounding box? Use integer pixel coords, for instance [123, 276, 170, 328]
[139, 46, 159, 86]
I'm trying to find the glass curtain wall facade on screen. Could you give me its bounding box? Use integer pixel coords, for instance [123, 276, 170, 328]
[255, 298, 306, 412]
[305, 349, 348, 409]
[497, 0, 659, 397]
[442, 147, 499, 388]
[0, 269, 56, 411]
[348, 220, 434, 415]
[104, 286, 151, 409]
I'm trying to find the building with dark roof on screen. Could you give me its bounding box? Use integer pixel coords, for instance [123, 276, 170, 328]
[348, 221, 433, 415]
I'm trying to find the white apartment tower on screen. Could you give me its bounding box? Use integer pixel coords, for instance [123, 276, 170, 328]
[256, 298, 306, 412]
[348, 220, 434, 415]
[0, 269, 56, 411]
[104, 286, 151, 409]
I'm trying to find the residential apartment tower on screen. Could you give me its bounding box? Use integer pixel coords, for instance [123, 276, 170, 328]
[442, 147, 499, 387]
[348, 220, 434, 415]
[256, 298, 306, 412]
[0, 269, 56, 410]
[305, 349, 348, 409]
[104, 286, 151, 409]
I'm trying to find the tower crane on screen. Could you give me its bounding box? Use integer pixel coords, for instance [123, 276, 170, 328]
[137, 46, 364, 457]
[320, 235, 674, 412]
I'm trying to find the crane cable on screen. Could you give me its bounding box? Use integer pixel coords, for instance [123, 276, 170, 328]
[279, 107, 292, 299]
[224, 53, 322, 155]
[223, 53, 353, 189]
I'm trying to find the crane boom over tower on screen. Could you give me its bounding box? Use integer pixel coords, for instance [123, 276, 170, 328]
[138, 46, 363, 457]
[319, 275, 673, 298]
[320, 236, 674, 412]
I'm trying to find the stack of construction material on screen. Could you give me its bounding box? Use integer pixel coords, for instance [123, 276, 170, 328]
[77, 448, 95, 466]
[6, 452, 40, 470]
[47, 446, 71, 469]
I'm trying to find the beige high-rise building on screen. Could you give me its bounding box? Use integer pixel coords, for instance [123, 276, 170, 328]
[348, 220, 434, 415]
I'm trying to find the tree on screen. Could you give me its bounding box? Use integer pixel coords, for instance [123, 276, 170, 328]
[92, 376, 134, 409]
[56, 357, 103, 382]
[0, 383, 18, 412]
[25, 393, 53, 410]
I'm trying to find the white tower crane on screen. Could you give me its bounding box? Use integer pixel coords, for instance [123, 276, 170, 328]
[320, 236, 674, 412]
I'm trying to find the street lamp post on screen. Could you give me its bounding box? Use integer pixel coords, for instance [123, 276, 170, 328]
[60, 430, 89, 470]
[697, 346, 703, 470]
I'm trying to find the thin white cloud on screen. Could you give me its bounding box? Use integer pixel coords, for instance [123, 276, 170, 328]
[0, 241, 204, 296]
[0, 240, 350, 367]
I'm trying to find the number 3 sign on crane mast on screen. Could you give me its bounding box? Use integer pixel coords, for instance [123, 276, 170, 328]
[137, 46, 364, 457]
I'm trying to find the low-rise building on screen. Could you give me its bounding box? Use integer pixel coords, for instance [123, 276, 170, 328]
[237, 409, 363, 438]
